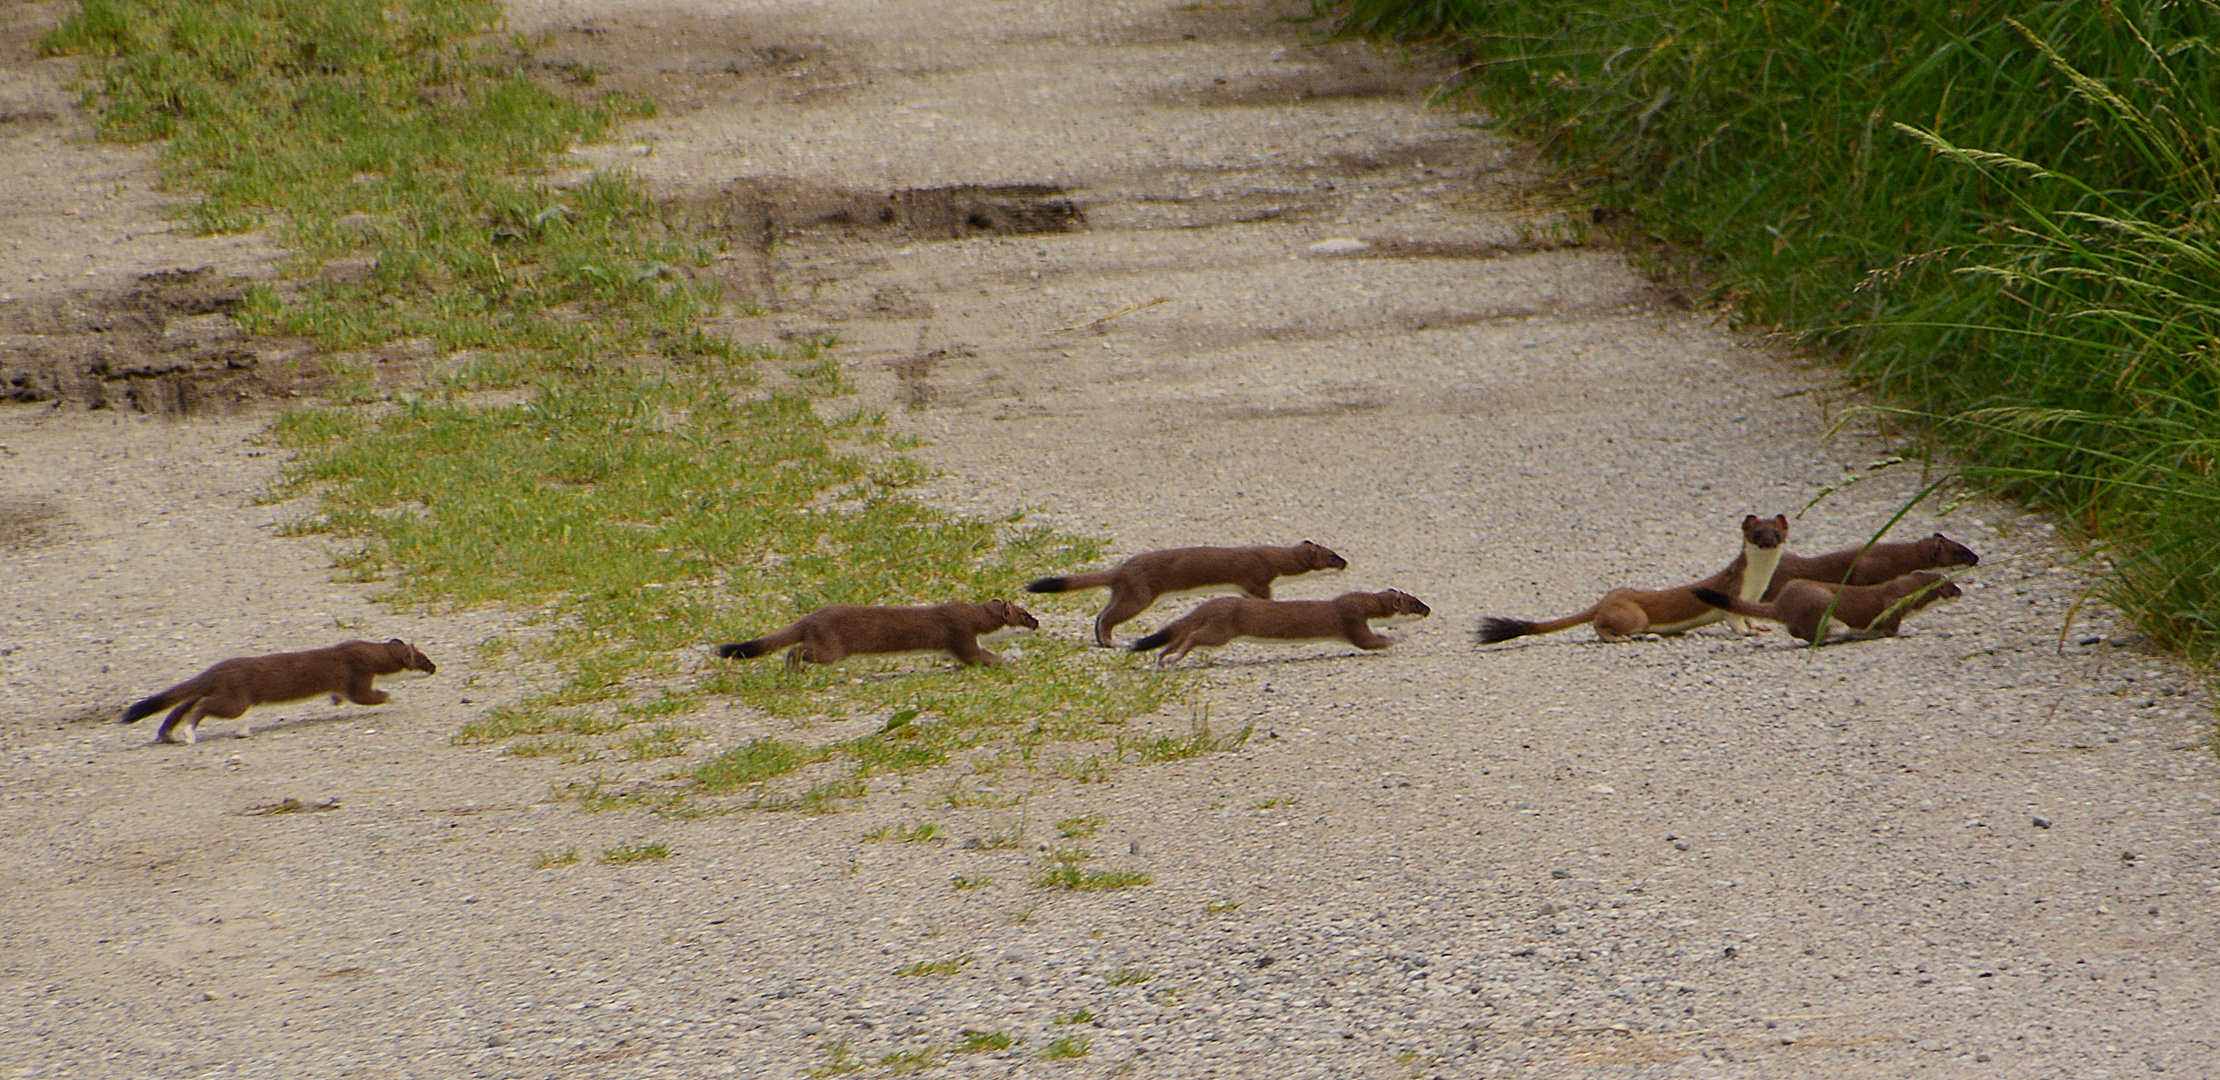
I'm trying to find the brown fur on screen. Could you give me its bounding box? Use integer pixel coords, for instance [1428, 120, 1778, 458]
[1026, 541, 1348, 646]
[120, 639, 437, 745]
[1476, 515, 1788, 645]
[716, 599, 1039, 668]
[1770, 533, 1980, 596]
[1693, 571, 1962, 644]
[1128, 589, 1430, 668]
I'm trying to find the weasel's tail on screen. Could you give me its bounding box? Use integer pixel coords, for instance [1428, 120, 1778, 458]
[717, 625, 803, 660]
[121, 681, 196, 724]
[1026, 570, 1117, 594]
[1128, 628, 1173, 653]
[1473, 606, 1598, 645]
[1691, 588, 1774, 620]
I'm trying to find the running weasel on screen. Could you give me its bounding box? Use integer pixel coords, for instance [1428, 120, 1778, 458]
[1475, 515, 1788, 644]
[121, 639, 437, 745]
[716, 599, 1039, 668]
[1769, 533, 1979, 595]
[1127, 589, 1430, 668]
[1693, 571, 1961, 644]
[1026, 541, 1347, 646]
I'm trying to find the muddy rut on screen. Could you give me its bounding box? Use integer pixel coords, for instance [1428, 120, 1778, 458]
[4, 1, 2217, 1078]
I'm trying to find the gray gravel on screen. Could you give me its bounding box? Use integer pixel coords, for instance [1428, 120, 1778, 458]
[4, 0, 2218, 1077]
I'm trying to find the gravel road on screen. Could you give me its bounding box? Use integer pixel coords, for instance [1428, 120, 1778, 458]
[3, 0, 2215, 1077]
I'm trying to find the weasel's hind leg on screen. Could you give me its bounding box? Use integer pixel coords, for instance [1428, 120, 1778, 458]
[1590, 592, 1651, 642]
[1092, 587, 1156, 647]
[154, 698, 204, 744]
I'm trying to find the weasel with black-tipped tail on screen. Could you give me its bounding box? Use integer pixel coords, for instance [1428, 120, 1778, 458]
[1475, 515, 1787, 645]
[1128, 589, 1429, 668]
[1693, 571, 1961, 644]
[121, 639, 436, 745]
[1026, 541, 1347, 646]
[716, 599, 1038, 669]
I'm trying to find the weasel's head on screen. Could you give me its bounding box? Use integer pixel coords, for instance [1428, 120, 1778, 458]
[1903, 571, 1963, 605]
[981, 599, 1041, 631]
[1376, 589, 1431, 619]
[1740, 514, 1789, 550]
[1924, 533, 1980, 568]
[388, 639, 437, 675]
[1299, 541, 1348, 572]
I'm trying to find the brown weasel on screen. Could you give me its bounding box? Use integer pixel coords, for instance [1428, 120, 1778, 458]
[1693, 571, 1962, 644]
[1026, 541, 1348, 646]
[1770, 532, 1980, 595]
[1475, 515, 1788, 645]
[1127, 589, 1430, 668]
[120, 639, 437, 745]
[716, 599, 1039, 669]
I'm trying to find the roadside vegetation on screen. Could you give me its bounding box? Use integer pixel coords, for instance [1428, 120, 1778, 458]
[1328, 0, 2220, 670]
[42, 0, 1201, 807]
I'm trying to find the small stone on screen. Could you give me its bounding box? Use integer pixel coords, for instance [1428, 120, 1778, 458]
[486, 1034, 508, 1047]
[1307, 237, 1370, 255]
[2032, 817, 2051, 829]
[1550, 869, 1571, 879]
[1975, 1053, 1991, 1063]
[800, 1022, 824, 1036]
[1672, 841, 1690, 852]
[2078, 635, 2103, 646]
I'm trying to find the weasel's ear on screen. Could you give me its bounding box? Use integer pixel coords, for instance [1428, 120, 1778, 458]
[983, 599, 1008, 615]
[1771, 514, 1788, 529]
[388, 638, 406, 646]
[1742, 514, 1761, 528]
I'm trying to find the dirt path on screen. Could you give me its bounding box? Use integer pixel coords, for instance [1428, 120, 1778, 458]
[5, 1, 2218, 1077]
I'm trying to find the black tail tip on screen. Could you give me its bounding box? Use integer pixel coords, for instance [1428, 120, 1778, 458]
[1690, 587, 1733, 610]
[1128, 629, 1171, 653]
[716, 641, 765, 660]
[1473, 617, 1528, 645]
[120, 697, 162, 724]
[1024, 577, 1065, 594]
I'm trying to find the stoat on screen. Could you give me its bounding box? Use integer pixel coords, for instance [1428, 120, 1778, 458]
[1127, 588, 1430, 668]
[1026, 541, 1347, 646]
[121, 639, 437, 745]
[716, 599, 1039, 668]
[1475, 515, 1788, 644]
[1693, 571, 1962, 644]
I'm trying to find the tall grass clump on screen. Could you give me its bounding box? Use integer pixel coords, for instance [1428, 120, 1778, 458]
[1327, 0, 2220, 666]
[44, 0, 1197, 793]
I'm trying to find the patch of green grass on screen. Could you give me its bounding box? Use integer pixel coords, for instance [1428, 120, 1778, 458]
[894, 954, 973, 977]
[46, 0, 1208, 810]
[896, 822, 944, 843]
[1034, 847, 1151, 891]
[1329, 0, 2220, 669]
[1108, 967, 1151, 986]
[1054, 814, 1102, 839]
[1052, 1008, 1097, 1026]
[1042, 1033, 1092, 1059]
[874, 1046, 941, 1075]
[533, 846, 578, 868]
[1249, 796, 1298, 810]
[1204, 900, 1241, 914]
[617, 724, 700, 761]
[599, 841, 670, 864]
[806, 1037, 862, 1078]
[956, 1029, 1019, 1053]
[952, 874, 993, 890]
[1117, 718, 1251, 764]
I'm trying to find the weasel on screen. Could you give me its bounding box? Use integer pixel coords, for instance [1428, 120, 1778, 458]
[1475, 515, 1788, 644]
[1127, 589, 1430, 668]
[1026, 541, 1347, 646]
[716, 599, 1039, 668]
[120, 639, 437, 745]
[1693, 571, 1962, 644]
[1770, 532, 1979, 595]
